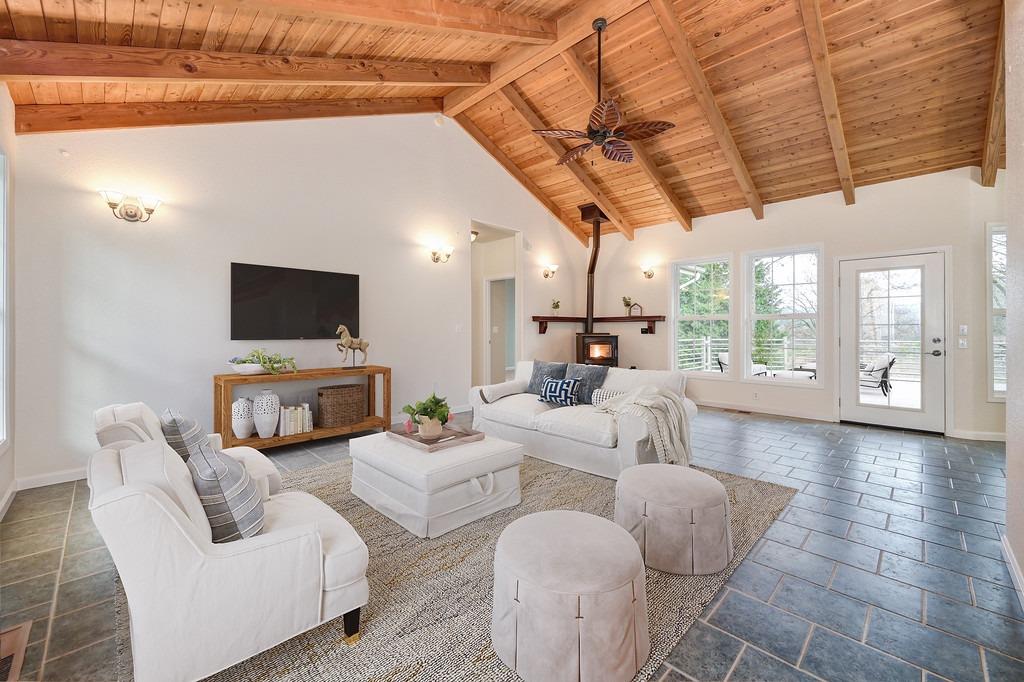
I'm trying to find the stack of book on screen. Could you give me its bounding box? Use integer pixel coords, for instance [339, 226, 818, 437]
[279, 403, 313, 436]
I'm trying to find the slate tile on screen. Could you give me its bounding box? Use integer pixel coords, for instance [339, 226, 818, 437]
[800, 627, 919, 682]
[972, 578, 1024, 620]
[890, 488, 956, 513]
[664, 619, 743, 681]
[895, 469, 956, 487]
[984, 649, 1024, 681]
[924, 543, 1012, 586]
[783, 508, 851, 538]
[46, 599, 115, 659]
[821, 500, 888, 528]
[879, 553, 971, 602]
[0, 602, 50, 644]
[887, 516, 963, 549]
[866, 609, 983, 682]
[763, 521, 810, 549]
[267, 447, 323, 472]
[922, 483, 988, 506]
[0, 549, 62, 586]
[844, 460, 898, 477]
[757, 473, 808, 491]
[59, 546, 114, 583]
[801, 483, 861, 505]
[846, 523, 923, 560]
[55, 569, 117, 616]
[64, 528, 106, 556]
[652, 663, 688, 682]
[726, 561, 783, 601]
[729, 646, 815, 682]
[830, 564, 922, 620]
[836, 478, 894, 498]
[922, 509, 999, 539]
[40, 635, 117, 682]
[787, 493, 828, 513]
[804, 531, 880, 571]
[954, 501, 1004, 524]
[986, 496, 1008, 511]
[854, 495, 919, 522]
[0, 573, 56, 617]
[770, 577, 868, 638]
[866, 473, 920, 492]
[2, 493, 73, 524]
[951, 479, 1005, 497]
[753, 541, 836, 586]
[0, 512, 68, 542]
[706, 590, 811, 664]
[926, 593, 1024, 658]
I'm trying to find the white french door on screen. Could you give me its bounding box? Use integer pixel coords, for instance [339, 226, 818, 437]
[839, 253, 946, 432]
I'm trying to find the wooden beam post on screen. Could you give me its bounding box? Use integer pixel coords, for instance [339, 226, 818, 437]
[0, 39, 490, 87]
[226, 0, 556, 44]
[443, 0, 649, 117]
[981, 7, 1005, 187]
[455, 113, 589, 247]
[15, 98, 442, 134]
[560, 48, 693, 231]
[649, 0, 765, 220]
[798, 0, 855, 205]
[498, 84, 635, 240]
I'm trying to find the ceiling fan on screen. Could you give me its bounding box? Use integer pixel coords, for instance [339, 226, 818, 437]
[533, 17, 675, 166]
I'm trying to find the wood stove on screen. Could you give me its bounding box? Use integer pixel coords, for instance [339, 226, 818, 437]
[576, 333, 618, 366]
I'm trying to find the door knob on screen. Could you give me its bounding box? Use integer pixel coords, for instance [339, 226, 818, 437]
[923, 350, 943, 356]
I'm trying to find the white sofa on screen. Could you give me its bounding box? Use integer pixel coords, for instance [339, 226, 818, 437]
[470, 361, 697, 479]
[94, 402, 282, 500]
[88, 439, 369, 682]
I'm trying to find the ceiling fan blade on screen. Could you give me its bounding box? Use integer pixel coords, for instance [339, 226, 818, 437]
[533, 128, 589, 139]
[556, 142, 596, 165]
[615, 120, 675, 141]
[588, 99, 622, 131]
[602, 139, 634, 163]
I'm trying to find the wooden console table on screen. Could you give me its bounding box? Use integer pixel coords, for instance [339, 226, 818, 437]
[213, 365, 391, 450]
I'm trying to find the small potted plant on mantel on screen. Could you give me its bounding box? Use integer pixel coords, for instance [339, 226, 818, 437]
[551, 299, 561, 316]
[402, 393, 451, 439]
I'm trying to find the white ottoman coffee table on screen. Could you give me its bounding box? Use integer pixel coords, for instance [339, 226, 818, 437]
[349, 432, 524, 538]
[615, 463, 734, 575]
[491, 510, 651, 682]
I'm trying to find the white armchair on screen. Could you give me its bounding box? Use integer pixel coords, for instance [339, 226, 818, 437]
[88, 440, 369, 682]
[94, 402, 282, 500]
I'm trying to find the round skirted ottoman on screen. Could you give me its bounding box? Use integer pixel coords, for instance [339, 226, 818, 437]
[491, 510, 650, 682]
[614, 464, 734, 575]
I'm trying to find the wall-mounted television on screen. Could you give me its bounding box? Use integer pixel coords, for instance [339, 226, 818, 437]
[230, 263, 359, 340]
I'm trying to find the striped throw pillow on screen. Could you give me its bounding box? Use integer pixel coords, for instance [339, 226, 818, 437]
[538, 376, 581, 407]
[159, 410, 210, 462]
[187, 442, 265, 543]
[591, 388, 625, 407]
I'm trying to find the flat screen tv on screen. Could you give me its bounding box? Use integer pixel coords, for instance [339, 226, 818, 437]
[231, 263, 359, 340]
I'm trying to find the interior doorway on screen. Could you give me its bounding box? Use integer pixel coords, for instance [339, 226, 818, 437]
[470, 223, 520, 387]
[838, 252, 947, 432]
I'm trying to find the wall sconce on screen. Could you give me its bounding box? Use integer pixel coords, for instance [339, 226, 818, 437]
[470, 230, 479, 242]
[100, 191, 161, 222]
[431, 245, 453, 263]
[543, 264, 559, 279]
[641, 265, 655, 279]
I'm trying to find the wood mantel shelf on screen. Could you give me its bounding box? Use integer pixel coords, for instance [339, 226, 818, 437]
[532, 315, 666, 335]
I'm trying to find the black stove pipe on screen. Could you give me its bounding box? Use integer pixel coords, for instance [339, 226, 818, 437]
[585, 217, 601, 334]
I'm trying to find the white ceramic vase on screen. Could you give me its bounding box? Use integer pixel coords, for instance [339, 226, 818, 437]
[231, 397, 255, 440]
[253, 389, 281, 439]
[417, 416, 443, 439]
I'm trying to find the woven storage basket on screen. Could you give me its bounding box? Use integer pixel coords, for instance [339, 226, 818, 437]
[318, 384, 366, 428]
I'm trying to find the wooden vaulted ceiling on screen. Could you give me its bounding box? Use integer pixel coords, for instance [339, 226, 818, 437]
[1, 0, 1006, 243]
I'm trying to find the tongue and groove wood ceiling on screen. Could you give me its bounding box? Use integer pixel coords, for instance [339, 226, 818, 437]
[1, 0, 1006, 243]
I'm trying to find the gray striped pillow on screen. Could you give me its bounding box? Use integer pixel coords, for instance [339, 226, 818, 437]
[187, 442, 264, 543]
[159, 410, 210, 462]
[591, 388, 625, 407]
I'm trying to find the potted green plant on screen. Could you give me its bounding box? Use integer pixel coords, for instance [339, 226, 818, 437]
[401, 393, 451, 439]
[622, 296, 632, 315]
[551, 298, 561, 316]
[228, 349, 298, 375]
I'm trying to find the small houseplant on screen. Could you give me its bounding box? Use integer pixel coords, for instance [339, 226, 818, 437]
[551, 298, 561, 315]
[402, 393, 450, 439]
[228, 348, 298, 375]
[622, 296, 632, 315]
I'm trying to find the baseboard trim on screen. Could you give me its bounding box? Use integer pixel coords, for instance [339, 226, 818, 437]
[1000, 534, 1024, 616]
[945, 429, 1006, 442]
[17, 467, 86, 490]
[694, 399, 837, 423]
[0, 478, 15, 520]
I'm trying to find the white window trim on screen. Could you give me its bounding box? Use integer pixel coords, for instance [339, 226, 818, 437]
[987, 222, 1007, 403]
[741, 244, 825, 388]
[668, 254, 734, 380]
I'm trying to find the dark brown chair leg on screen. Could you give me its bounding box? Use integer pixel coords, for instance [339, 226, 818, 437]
[343, 607, 361, 645]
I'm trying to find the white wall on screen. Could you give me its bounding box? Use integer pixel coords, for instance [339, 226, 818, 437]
[13, 114, 582, 484]
[0, 84, 15, 512]
[586, 168, 1006, 438]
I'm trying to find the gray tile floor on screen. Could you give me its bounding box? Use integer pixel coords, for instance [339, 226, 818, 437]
[1, 409, 1017, 681]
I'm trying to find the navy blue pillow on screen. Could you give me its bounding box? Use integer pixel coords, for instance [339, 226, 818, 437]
[538, 377, 581, 407]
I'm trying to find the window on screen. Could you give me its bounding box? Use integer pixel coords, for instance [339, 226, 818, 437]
[988, 225, 1007, 401]
[672, 258, 730, 373]
[747, 249, 820, 381]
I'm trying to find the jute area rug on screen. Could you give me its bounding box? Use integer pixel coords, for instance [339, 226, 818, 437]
[116, 457, 795, 682]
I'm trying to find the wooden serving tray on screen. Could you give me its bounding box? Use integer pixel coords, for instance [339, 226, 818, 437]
[386, 427, 485, 452]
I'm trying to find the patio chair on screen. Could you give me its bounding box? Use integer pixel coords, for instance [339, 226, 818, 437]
[718, 352, 770, 377]
[860, 353, 897, 396]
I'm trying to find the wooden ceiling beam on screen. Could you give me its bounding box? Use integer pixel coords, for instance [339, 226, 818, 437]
[227, 0, 555, 44]
[560, 48, 693, 231]
[443, 0, 648, 117]
[498, 84, 634, 240]
[649, 0, 765, 220]
[0, 39, 489, 87]
[798, 0, 855, 205]
[981, 7, 1005, 187]
[456, 114, 588, 247]
[14, 98, 442, 134]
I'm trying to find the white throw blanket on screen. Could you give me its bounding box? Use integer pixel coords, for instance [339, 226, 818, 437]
[597, 386, 693, 466]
